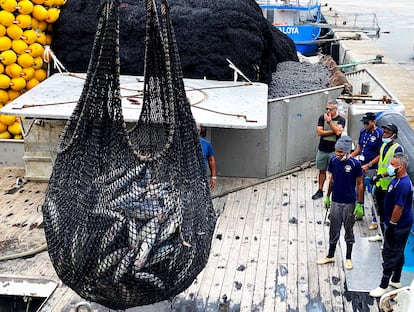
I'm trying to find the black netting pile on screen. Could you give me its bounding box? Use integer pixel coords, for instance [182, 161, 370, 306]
[51, 0, 298, 84]
[42, 0, 217, 309]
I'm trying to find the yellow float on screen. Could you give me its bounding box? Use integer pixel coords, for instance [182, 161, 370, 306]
[0, 0, 67, 140]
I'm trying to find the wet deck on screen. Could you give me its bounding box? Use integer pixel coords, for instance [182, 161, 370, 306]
[0, 165, 386, 311]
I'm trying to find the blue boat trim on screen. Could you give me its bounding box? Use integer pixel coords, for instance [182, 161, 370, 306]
[259, 1, 324, 56]
[259, 4, 321, 11]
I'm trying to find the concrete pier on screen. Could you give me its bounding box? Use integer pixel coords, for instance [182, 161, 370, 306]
[322, 6, 414, 128]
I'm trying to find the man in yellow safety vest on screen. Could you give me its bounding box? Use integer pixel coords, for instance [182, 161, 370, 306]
[369, 124, 404, 242]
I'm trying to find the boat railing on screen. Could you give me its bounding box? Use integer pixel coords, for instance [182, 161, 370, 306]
[319, 12, 380, 37]
[256, 0, 318, 7]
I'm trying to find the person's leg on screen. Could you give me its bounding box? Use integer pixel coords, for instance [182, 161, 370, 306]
[343, 203, 356, 259]
[390, 226, 411, 284]
[375, 188, 386, 233]
[364, 169, 379, 228]
[370, 241, 394, 296]
[317, 202, 342, 264]
[318, 169, 326, 190]
[313, 151, 329, 199]
[327, 202, 343, 256]
[379, 267, 393, 288]
[369, 187, 386, 241]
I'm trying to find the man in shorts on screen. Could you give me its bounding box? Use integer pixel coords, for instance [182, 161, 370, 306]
[312, 99, 346, 200]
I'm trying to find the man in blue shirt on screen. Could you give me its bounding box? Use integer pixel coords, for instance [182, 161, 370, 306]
[351, 112, 383, 174]
[316, 136, 364, 270]
[370, 152, 413, 297]
[369, 124, 404, 241]
[350, 112, 384, 227]
[197, 123, 217, 188]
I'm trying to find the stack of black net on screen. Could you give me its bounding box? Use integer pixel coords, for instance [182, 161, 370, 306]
[42, 0, 217, 309]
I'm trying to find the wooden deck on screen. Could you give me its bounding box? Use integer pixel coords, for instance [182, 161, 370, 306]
[0, 166, 383, 311]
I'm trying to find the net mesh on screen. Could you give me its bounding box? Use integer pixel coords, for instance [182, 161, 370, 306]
[42, 0, 217, 309]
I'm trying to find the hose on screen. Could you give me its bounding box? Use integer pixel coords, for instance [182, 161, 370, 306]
[212, 161, 314, 199]
[0, 243, 48, 261]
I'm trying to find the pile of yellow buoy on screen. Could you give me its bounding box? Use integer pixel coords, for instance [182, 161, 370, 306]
[0, 0, 66, 140]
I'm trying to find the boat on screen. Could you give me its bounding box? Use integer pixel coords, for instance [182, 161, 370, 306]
[257, 0, 325, 56]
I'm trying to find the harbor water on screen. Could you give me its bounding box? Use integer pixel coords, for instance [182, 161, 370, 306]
[325, 0, 414, 75]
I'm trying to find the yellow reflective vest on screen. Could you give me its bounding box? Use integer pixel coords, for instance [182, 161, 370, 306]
[377, 142, 403, 190]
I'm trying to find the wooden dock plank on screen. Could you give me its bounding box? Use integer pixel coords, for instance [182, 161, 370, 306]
[251, 182, 271, 311]
[273, 175, 290, 311]
[206, 187, 252, 310]
[296, 170, 310, 309]
[262, 178, 279, 312]
[0, 166, 383, 312]
[239, 183, 268, 311]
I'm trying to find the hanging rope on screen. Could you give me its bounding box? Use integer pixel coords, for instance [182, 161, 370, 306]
[42, 0, 217, 309]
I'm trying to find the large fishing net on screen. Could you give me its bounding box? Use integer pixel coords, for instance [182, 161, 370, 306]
[41, 0, 217, 309]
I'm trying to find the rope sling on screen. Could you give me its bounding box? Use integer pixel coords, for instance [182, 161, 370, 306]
[41, 0, 217, 309]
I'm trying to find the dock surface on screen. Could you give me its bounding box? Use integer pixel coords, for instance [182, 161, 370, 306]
[0, 166, 388, 311]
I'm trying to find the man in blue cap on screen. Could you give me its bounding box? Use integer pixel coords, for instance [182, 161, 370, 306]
[350, 112, 383, 225]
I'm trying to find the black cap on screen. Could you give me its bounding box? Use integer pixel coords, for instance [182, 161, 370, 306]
[382, 123, 398, 134]
[360, 112, 376, 122]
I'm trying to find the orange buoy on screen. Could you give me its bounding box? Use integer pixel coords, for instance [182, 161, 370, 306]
[32, 56, 43, 69]
[0, 10, 15, 26]
[16, 52, 33, 68]
[30, 16, 38, 29]
[0, 89, 8, 104]
[16, 0, 33, 14]
[54, 0, 66, 5]
[0, 74, 11, 88]
[0, 50, 17, 65]
[7, 88, 20, 100]
[36, 20, 47, 31]
[22, 29, 37, 44]
[6, 24, 23, 40]
[45, 33, 52, 45]
[34, 68, 46, 81]
[0, 36, 12, 51]
[5, 63, 22, 78]
[0, 121, 7, 132]
[11, 39, 28, 54]
[45, 7, 59, 23]
[0, 130, 12, 139]
[35, 31, 47, 45]
[20, 66, 34, 80]
[0, 24, 6, 36]
[27, 42, 43, 57]
[9, 76, 26, 90]
[25, 77, 39, 89]
[32, 4, 47, 20]
[14, 14, 31, 28]
[43, 0, 54, 6]
[0, 0, 17, 12]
